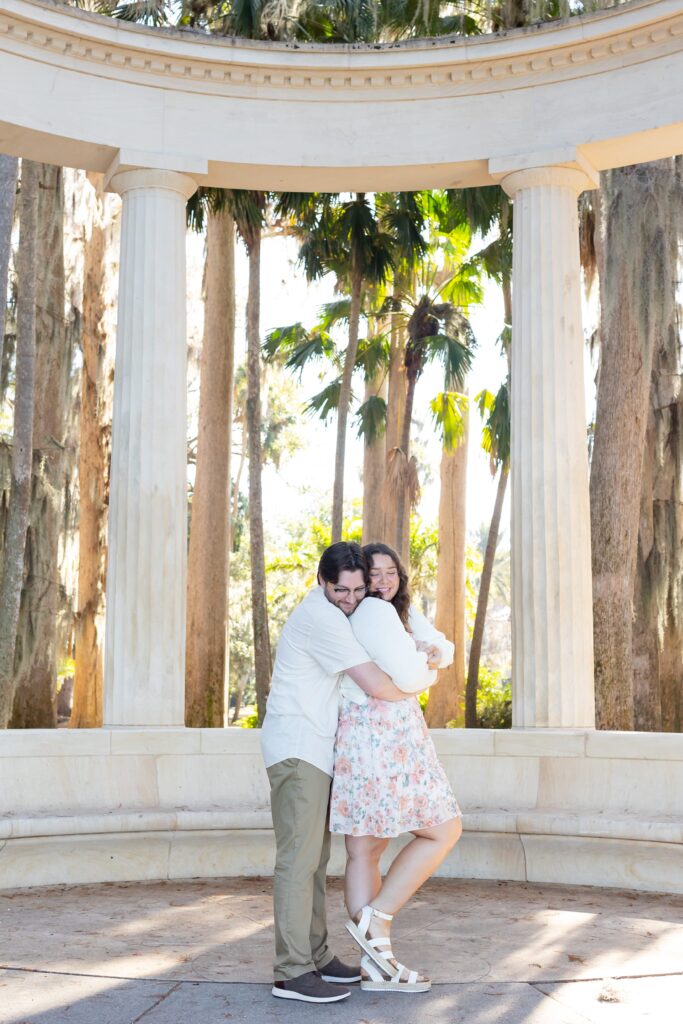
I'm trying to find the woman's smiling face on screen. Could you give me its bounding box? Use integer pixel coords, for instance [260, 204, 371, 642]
[368, 552, 400, 601]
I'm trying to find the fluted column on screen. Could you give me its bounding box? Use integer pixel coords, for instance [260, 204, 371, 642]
[501, 164, 596, 728]
[104, 169, 197, 726]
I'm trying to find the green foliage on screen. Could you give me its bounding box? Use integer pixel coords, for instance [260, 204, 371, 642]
[355, 394, 387, 443]
[430, 390, 469, 452]
[476, 380, 510, 472]
[475, 666, 512, 729]
[448, 666, 511, 729]
[239, 711, 259, 729]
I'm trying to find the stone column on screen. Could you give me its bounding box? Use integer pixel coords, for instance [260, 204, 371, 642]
[500, 163, 597, 728]
[104, 169, 197, 727]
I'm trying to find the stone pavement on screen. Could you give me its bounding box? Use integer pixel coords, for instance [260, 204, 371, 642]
[1, 877, 682, 1023]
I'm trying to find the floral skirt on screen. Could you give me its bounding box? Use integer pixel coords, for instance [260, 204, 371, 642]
[329, 695, 461, 838]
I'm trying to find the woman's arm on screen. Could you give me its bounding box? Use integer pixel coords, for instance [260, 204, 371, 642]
[408, 607, 455, 669]
[349, 599, 436, 694]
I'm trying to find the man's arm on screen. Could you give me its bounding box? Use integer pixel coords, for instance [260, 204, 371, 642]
[346, 662, 410, 702]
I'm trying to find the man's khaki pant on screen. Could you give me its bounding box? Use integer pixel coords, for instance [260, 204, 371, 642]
[267, 758, 334, 981]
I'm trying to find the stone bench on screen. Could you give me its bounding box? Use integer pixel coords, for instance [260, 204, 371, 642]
[1, 728, 681, 893]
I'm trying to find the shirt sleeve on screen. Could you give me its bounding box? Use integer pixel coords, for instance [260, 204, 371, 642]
[350, 599, 436, 693]
[307, 603, 373, 675]
[408, 607, 455, 669]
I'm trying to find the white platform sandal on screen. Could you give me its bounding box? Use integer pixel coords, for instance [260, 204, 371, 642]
[360, 954, 431, 994]
[346, 906, 430, 992]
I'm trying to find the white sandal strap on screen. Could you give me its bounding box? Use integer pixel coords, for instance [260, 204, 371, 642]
[369, 905, 393, 921]
[368, 937, 392, 950]
[360, 956, 386, 983]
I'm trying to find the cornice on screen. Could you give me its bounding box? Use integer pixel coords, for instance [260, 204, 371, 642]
[0, 0, 682, 100]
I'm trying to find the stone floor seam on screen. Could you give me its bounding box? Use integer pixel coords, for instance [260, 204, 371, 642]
[528, 981, 596, 1024]
[129, 981, 182, 1024]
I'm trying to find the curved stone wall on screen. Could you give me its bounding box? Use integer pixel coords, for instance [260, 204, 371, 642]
[1, 729, 682, 894]
[0, 0, 682, 188]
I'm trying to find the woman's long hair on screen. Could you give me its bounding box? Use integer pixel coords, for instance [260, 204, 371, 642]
[362, 542, 411, 629]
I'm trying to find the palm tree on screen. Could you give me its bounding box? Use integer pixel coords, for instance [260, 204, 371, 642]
[424, 383, 469, 727]
[184, 190, 236, 728]
[0, 160, 38, 728]
[465, 380, 510, 728]
[385, 242, 479, 560]
[231, 188, 272, 724]
[289, 192, 395, 541]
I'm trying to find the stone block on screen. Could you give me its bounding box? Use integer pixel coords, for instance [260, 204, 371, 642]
[199, 728, 263, 754]
[537, 757, 683, 815]
[522, 834, 683, 894]
[155, 754, 270, 811]
[0, 756, 159, 815]
[167, 829, 276, 878]
[435, 831, 528, 881]
[430, 729, 495, 756]
[494, 730, 587, 757]
[440, 755, 540, 809]
[110, 728, 201, 755]
[0, 833, 171, 889]
[0, 730, 111, 757]
[585, 731, 683, 762]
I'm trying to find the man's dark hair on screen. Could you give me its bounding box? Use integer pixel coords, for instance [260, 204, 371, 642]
[317, 541, 368, 585]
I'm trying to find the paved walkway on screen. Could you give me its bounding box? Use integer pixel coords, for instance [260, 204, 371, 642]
[1, 877, 682, 1023]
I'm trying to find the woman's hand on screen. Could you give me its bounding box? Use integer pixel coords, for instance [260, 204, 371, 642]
[415, 640, 442, 668]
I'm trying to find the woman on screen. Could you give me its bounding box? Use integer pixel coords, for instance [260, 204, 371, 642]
[329, 542, 462, 993]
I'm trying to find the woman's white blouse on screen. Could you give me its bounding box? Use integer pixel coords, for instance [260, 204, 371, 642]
[339, 598, 453, 705]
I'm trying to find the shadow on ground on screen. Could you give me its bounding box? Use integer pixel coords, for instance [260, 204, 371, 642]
[1, 877, 682, 1023]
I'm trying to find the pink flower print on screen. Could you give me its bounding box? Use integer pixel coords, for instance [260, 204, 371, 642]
[336, 757, 352, 776]
[363, 780, 377, 801]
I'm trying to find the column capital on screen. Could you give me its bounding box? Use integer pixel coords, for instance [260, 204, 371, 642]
[103, 147, 207, 199]
[107, 168, 198, 202]
[489, 145, 599, 198]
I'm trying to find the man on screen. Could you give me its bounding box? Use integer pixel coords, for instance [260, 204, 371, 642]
[261, 541, 432, 1004]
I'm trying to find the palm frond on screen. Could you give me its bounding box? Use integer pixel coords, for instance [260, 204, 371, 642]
[263, 323, 336, 373]
[476, 380, 510, 472]
[304, 377, 349, 422]
[431, 390, 469, 452]
[355, 333, 390, 379]
[355, 394, 387, 443]
[426, 330, 475, 388]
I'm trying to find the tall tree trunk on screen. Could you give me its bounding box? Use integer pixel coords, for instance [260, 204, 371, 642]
[70, 180, 113, 727]
[465, 465, 509, 728]
[591, 161, 676, 730]
[0, 154, 18, 375]
[332, 260, 362, 543]
[632, 159, 682, 731]
[391, 371, 417, 565]
[361, 372, 386, 544]
[0, 160, 38, 728]
[246, 228, 271, 724]
[186, 208, 235, 728]
[425, 408, 469, 728]
[383, 294, 407, 548]
[10, 163, 70, 728]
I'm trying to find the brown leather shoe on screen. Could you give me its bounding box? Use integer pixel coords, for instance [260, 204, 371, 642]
[272, 970, 351, 1002]
[319, 956, 362, 983]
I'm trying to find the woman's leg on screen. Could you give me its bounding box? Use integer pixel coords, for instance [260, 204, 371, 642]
[355, 817, 463, 975]
[373, 817, 462, 919]
[344, 834, 390, 919]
